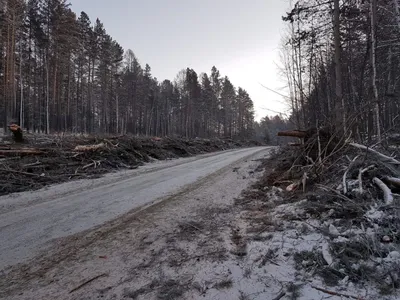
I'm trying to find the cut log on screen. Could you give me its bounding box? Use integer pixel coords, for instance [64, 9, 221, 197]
[8, 124, 23, 143]
[74, 143, 105, 152]
[277, 130, 307, 139]
[277, 127, 334, 142]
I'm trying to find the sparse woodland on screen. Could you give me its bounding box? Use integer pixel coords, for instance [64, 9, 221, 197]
[0, 0, 255, 139]
[258, 1, 400, 295]
[281, 0, 400, 143]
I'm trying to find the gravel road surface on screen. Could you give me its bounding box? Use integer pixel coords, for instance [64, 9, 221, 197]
[0, 147, 268, 270]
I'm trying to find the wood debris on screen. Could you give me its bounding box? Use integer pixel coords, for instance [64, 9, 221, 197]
[74, 143, 106, 152]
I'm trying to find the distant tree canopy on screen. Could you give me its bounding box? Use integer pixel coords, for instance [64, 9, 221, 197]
[254, 115, 292, 145]
[0, 0, 255, 139]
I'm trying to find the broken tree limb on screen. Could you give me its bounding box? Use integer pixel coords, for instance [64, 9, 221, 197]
[385, 176, 400, 188]
[272, 290, 286, 300]
[82, 160, 101, 170]
[74, 143, 105, 152]
[373, 177, 394, 205]
[69, 273, 108, 293]
[311, 285, 365, 299]
[349, 143, 400, 166]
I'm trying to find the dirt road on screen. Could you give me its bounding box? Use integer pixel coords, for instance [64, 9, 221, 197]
[0, 147, 269, 271]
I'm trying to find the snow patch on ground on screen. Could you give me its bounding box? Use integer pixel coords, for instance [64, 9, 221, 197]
[235, 185, 400, 300]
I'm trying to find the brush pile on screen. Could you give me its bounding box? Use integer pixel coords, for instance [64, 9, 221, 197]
[246, 128, 400, 297]
[0, 134, 260, 196]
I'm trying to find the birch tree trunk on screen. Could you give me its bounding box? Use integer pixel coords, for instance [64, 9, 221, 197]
[333, 0, 345, 131]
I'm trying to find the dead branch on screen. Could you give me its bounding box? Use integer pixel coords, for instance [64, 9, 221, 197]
[181, 221, 203, 232]
[350, 143, 400, 165]
[82, 160, 101, 170]
[385, 176, 400, 188]
[373, 177, 394, 205]
[316, 184, 363, 209]
[311, 285, 365, 299]
[74, 143, 105, 152]
[22, 161, 42, 168]
[272, 290, 286, 300]
[69, 273, 108, 293]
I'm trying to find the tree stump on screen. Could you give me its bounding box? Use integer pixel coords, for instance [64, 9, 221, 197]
[8, 124, 24, 143]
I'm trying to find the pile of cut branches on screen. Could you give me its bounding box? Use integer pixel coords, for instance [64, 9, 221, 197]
[250, 128, 400, 296]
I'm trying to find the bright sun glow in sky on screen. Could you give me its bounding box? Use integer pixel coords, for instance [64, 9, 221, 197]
[68, 0, 291, 121]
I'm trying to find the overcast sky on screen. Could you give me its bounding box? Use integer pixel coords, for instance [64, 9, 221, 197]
[68, 0, 291, 121]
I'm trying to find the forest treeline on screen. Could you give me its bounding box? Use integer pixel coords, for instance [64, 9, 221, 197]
[281, 0, 400, 143]
[0, 0, 259, 139]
